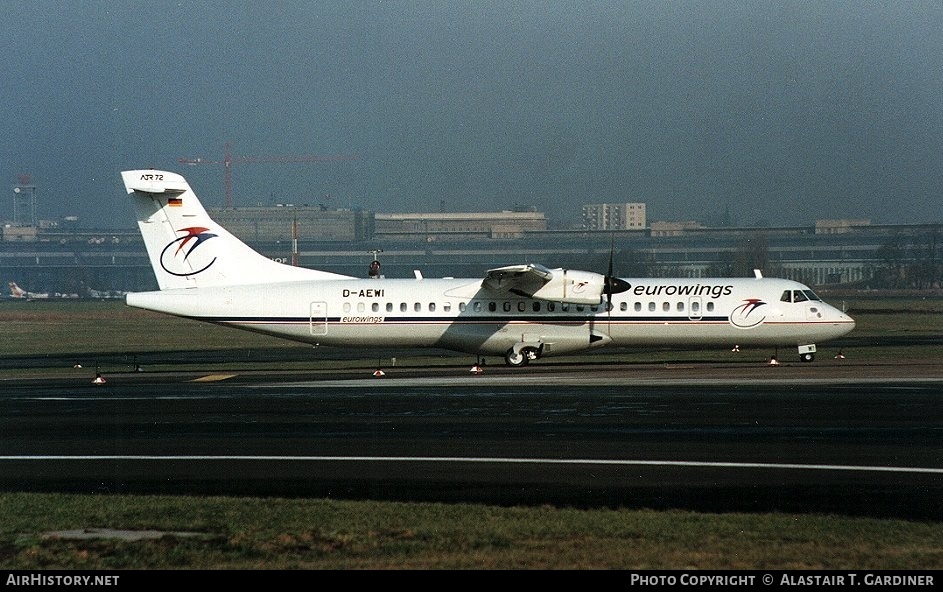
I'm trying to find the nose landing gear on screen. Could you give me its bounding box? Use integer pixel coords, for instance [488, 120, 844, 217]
[798, 344, 817, 363]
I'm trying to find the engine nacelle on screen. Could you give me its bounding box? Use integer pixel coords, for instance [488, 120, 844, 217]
[530, 269, 606, 305]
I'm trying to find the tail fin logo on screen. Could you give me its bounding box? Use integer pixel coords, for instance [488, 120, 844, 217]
[730, 298, 767, 328]
[159, 226, 219, 277]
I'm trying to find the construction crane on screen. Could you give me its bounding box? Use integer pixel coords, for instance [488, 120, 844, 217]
[178, 142, 360, 208]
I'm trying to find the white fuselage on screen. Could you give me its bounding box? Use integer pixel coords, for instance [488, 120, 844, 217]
[126, 275, 855, 358]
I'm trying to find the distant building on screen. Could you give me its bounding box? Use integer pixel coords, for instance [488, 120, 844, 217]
[375, 212, 547, 241]
[208, 206, 374, 242]
[649, 221, 705, 237]
[4, 220, 942, 292]
[2, 225, 38, 241]
[581, 203, 646, 230]
[815, 219, 872, 234]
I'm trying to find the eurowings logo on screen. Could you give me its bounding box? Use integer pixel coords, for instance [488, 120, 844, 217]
[159, 226, 218, 277]
[730, 298, 767, 328]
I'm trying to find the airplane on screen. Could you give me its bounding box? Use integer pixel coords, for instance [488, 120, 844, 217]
[8, 282, 50, 299]
[83, 284, 128, 299]
[121, 169, 855, 367]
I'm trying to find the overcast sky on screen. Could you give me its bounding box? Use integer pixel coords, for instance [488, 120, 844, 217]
[2, 1, 941, 229]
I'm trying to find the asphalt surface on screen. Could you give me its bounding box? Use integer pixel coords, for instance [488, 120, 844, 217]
[1, 355, 941, 520]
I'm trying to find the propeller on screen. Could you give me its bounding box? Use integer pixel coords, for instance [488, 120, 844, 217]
[602, 235, 631, 328]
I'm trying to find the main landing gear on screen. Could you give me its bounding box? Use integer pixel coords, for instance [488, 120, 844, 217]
[504, 346, 541, 367]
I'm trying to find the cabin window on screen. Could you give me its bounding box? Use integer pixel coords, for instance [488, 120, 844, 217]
[648, 302, 656, 312]
[517, 301, 525, 312]
[576, 305, 585, 312]
[414, 302, 421, 312]
[634, 302, 642, 312]
[443, 302, 451, 312]
[677, 302, 684, 312]
[357, 302, 365, 313]
[620, 302, 627, 311]
[503, 302, 511, 312]
[691, 301, 700, 313]
[343, 302, 351, 313]
[662, 302, 670, 312]
[590, 305, 599, 312]
[532, 302, 541, 312]
[488, 302, 496, 312]
[474, 302, 483, 312]
[561, 303, 569, 312]
[400, 302, 407, 312]
[372, 303, 379, 312]
[429, 302, 436, 312]
[707, 302, 714, 312]
[459, 302, 466, 312]
[547, 302, 555, 311]
[386, 302, 393, 312]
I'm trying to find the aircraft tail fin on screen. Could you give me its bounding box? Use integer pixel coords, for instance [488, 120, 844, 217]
[9, 282, 26, 298]
[121, 170, 352, 290]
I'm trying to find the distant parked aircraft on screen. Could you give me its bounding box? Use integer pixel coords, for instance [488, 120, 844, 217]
[8, 282, 49, 299]
[83, 284, 128, 299]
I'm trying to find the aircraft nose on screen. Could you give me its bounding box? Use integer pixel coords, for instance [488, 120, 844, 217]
[832, 307, 855, 333]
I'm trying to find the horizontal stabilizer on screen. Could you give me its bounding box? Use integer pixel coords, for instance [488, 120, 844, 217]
[122, 171, 189, 195]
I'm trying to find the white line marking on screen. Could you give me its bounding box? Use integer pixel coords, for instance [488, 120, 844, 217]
[0, 456, 940, 474]
[264, 376, 943, 389]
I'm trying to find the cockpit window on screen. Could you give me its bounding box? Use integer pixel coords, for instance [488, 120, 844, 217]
[803, 290, 822, 301]
[792, 290, 808, 302]
[781, 291, 792, 303]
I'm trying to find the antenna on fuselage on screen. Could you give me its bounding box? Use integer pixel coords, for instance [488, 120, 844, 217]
[753, 269, 763, 278]
[368, 249, 384, 279]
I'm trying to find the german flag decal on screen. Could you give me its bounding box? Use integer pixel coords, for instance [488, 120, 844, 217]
[168, 197, 183, 207]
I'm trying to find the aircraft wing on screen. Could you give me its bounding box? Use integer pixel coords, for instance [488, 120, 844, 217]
[482, 264, 606, 305]
[483, 264, 554, 294]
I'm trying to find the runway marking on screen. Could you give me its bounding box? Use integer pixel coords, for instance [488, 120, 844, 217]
[268, 376, 943, 388]
[190, 374, 238, 382]
[0, 456, 941, 474]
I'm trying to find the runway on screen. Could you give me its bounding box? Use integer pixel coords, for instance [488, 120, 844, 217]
[1, 358, 941, 519]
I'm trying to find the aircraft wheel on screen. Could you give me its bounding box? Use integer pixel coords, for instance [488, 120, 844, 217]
[799, 352, 815, 363]
[504, 349, 528, 367]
